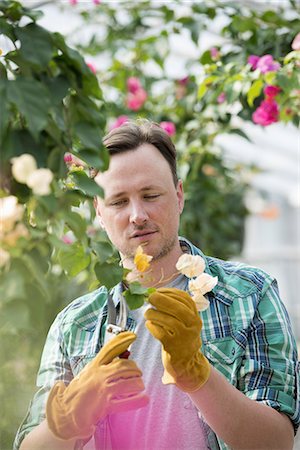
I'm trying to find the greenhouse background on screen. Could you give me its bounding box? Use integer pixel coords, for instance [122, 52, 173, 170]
[0, 0, 299, 448]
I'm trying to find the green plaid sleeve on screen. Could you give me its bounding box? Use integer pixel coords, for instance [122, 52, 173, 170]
[238, 279, 300, 433]
[13, 313, 73, 449]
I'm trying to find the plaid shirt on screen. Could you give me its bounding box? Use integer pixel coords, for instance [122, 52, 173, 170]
[14, 238, 300, 450]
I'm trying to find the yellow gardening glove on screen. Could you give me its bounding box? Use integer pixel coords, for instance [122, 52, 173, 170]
[46, 331, 149, 440]
[145, 288, 210, 392]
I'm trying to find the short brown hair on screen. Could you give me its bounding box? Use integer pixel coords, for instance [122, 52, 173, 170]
[103, 119, 178, 185]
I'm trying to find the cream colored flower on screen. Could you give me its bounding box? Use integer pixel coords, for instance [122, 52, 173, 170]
[176, 253, 205, 278]
[0, 196, 24, 234]
[3, 223, 29, 247]
[0, 248, 10, 268]
[11, 154, 37, 184]
[26, 168, 54, 195]
[188, 273, 218, 311]
[134, 245, 153, 272]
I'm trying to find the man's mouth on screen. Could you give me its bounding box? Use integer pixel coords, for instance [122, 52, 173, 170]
[130, 230, 157, 239]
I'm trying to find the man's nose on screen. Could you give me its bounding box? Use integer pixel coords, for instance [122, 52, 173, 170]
[129, 202, 149, 225]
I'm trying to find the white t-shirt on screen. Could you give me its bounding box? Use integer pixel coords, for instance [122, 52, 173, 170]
[108, 274, 210, 450]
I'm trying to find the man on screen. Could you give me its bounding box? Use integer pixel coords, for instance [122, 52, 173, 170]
[15, 120, 299, 450]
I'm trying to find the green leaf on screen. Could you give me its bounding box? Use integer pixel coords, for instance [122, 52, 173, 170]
[284, 50, 299, 64]
[64, 210, 87, 239]
[58, 244, 91, 277]
[0, 79, 9, 143]
[45, 75, 70, 106]
[94, 261, 123, 289]
[7, 78, 51, 138]
[75, 121, 102, 151]
[229, 128, 252, 142]
[78, 147, 110, 171]
[15, 23, 53, 67]
[71, 170, 103, 197]
[247, 79, 263, 107]
[123, 291, 146, 310]
[127, 281, 148, 296]
[91, 240, 115, 263]
[198, 76, 218, 100]
[20, 254, 50, 301]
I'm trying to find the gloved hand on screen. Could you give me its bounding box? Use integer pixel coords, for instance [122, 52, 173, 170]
[46, 331, 149, 440]
[144, 288, 210, 392]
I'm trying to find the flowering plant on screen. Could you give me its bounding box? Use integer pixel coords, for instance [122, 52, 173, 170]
[123, 246, 217, 312]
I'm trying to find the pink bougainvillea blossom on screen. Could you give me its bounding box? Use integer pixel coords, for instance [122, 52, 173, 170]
[252, 98, 279, 126]
[291, 32, 300, 50]
[178, 76, 189, 86]
[263, 85, 281, 98]
[69, 0, 78, 5]
[64, 153, 85, 167]
[127, 77, 142, 94]
[110, 115, 129, 130]
[256, 55, 280, 73]
[217, 92, 226, 104]
[160, 121, 176, 136]
[64, 153, 73, 163]
[126, 88, 147, 111]
[248, 55, 260, 70]
[210, 47, 220, 59]
[248, 54, 280, 73]
[93, 0, 101, 4]
[86, 62, 97, 74]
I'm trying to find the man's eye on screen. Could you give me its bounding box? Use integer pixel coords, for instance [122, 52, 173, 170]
[145, 194, 160, 200]
[110, 199, 127, 207]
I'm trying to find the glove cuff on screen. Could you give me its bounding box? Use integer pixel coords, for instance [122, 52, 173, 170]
[46, 381, 95, 440]
[176, 353, 211, 392]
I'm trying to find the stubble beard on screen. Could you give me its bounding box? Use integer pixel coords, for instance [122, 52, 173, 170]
[122, 233, 178, 266]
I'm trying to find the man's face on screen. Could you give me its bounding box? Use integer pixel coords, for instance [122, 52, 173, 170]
[94, 143, 184, 265]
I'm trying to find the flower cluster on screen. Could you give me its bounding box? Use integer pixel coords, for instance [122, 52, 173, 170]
[126, 77, 147, 111]
[176, 254, 218, 311]
[0, 196, 29, 268]
[11, 154, 53, 196]
[123, 246, 217, 312]
[252, 84, 281, 126]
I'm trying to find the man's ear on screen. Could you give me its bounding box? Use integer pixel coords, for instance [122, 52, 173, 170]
[94, 197, 105, 230]
[177, 180, 184, 214]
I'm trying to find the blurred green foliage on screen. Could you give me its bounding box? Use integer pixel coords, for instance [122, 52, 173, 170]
[0, 0, 299, 448]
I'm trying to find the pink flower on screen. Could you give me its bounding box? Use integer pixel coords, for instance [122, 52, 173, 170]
[64, 153, 85, 167]
[64, 153, 73, 163]
[217, 92, 226, 104]
[291, 32, 300, 50]
[256, 55, 280, 74]
[127, 77, 142, 94]
[252, 98, 279, 126]
[126, 88, 147, 111]
[178, 76, 189, 86]
[69, 0, 78, 5]
[263, 85, 281, 98]
[93, 0, 101, 4]
[210, 47, 220, 59]
[248, 55, 260, 70]
[62, 235, 74, 245]
[160, 121, 176, 136]
[110, 115, 129, 130]
[87, 62, 97, 74]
